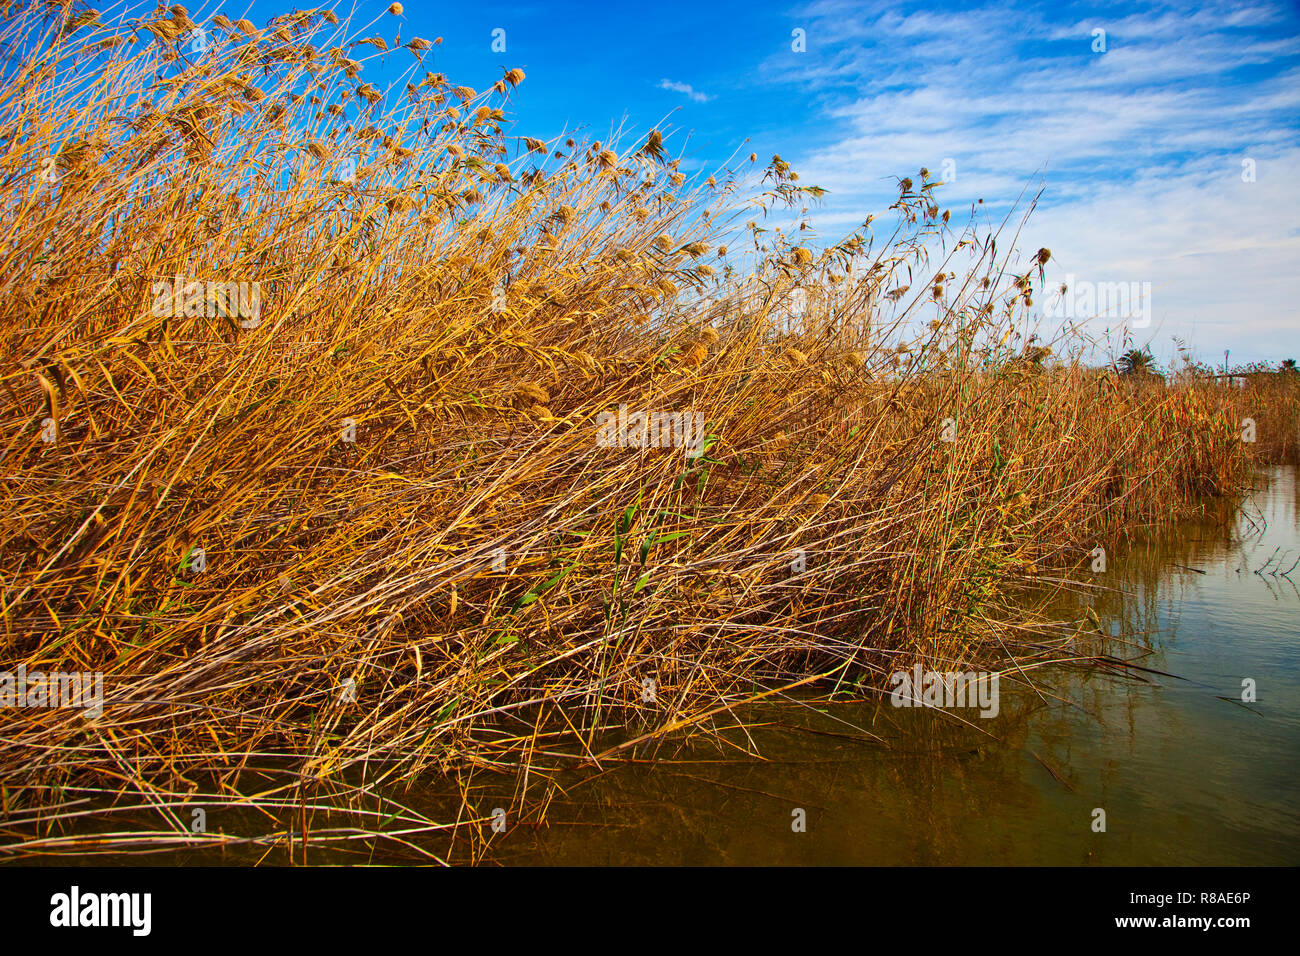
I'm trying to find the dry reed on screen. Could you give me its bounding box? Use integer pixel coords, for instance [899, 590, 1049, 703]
[0, 2, 1295, 861]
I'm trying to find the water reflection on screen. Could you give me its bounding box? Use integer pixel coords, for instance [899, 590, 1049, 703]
[23, 470, 1299, 865]
[466, 466, 1300, 865]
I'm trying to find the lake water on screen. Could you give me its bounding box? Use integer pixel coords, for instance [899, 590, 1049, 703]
[436, 465, 1300, 865]
[15, 469, 1299, 865]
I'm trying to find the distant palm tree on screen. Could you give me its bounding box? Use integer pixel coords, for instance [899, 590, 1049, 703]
[1118, 348, 1157, 376]
[1282, 358, 1297, 374]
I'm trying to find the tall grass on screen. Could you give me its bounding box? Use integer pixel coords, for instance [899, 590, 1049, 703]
[1, 3, 1295, 860]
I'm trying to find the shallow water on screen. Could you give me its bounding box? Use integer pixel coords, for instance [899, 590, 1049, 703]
[19, 469, 1300, 866]
[453, 465, 1300, 865]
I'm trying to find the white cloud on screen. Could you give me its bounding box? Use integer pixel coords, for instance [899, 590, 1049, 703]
[658, 79, 712, 103]
[766, 0, 1300, 364]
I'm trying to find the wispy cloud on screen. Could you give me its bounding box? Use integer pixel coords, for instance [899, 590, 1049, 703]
[760, 0, 1300, 363]
[658, 79, 712, 103]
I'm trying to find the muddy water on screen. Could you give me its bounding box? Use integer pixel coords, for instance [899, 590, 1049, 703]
[446, 465, 1299, 865]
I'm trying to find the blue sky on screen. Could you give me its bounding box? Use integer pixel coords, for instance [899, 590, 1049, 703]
[118, 1, 1300, 364]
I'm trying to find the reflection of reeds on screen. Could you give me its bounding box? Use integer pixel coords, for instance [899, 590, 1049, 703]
[0, 4, 1295, 861]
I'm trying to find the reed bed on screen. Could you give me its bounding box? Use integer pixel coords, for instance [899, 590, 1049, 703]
[0, 3, 1295, 861]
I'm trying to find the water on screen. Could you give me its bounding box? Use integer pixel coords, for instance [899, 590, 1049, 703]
[17, 469, 1300, 865]
[452, 466, 1300, 865]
